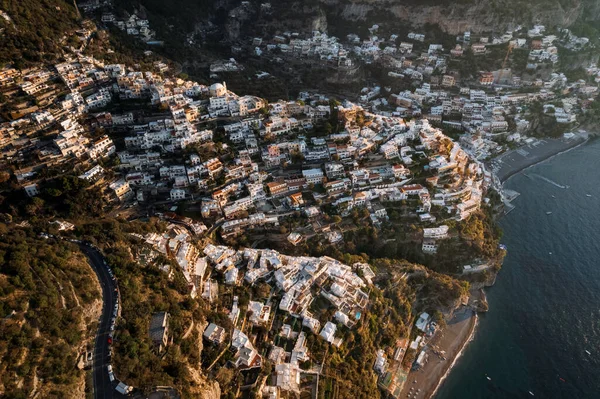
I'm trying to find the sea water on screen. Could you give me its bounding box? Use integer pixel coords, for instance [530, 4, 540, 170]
[436, 139, 600, 399]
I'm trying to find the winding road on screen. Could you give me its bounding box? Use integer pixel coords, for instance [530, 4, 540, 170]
[80, 244, 123, 399]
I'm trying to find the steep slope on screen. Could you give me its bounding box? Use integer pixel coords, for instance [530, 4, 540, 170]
[317, 0, 596, 34]
[0, 0, 81, 66]
[78, 219, 221, 398]
[115, 0, 600, 46]
[0, 226, 101, 398]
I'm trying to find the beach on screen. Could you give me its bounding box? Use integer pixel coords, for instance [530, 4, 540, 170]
[399, 136, 593, 399]
[490, 134, 587, 182]
[400, 307, 477, 399]
[436, 138, 600, 398]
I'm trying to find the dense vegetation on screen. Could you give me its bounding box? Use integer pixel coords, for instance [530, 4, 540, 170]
[268, 204, 503, 275]
[526, 100, 573, 138]
[0, 0, 80, 66]
[77, 219, 214, 396]
[0, 226, 100, 398]
[0, 172, 107, 225]
[111, 0, 225, 63]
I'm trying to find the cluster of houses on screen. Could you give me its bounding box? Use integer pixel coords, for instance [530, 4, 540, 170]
[101, 11, 157, 42]
[7, 20, 596, 219]
[132, 230, 374, 396]
[235, 24, 598, 165]
[136, 223, 209, 296]
[3, 46, 495, 254]
[0, 55, 132, 199]
[250, 30, 354, 67]
[360, 22, 595, 141]
[243, 23, 593, 87]
[199, 243, 373, 395]
[217, 100, 487, 247]
[373, 312, 437, 398]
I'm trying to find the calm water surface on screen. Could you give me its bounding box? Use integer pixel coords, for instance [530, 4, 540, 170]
[437, 139, 600, 399]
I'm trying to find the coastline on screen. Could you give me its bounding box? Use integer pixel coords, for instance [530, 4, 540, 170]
[495, 135, 589, 183]
[398, 135, 596, 399]
[400, 307, 478, 399]
[435, 139, 600, 398]
[429, 312, 478, 399]
[501, 137, 590, 184]
[401, 135, 593, 399]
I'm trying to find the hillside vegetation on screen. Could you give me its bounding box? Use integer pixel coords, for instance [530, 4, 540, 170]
[0, 0, 80, 66]
[78, 219, 219, 397]
[0, 225, 101, 398]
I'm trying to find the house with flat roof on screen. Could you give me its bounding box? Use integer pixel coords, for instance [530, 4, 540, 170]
[149, 311, 170, 352]
[203, 322, 226, 344]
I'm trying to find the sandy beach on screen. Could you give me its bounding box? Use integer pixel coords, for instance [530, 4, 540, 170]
[400, 307, 477, 399]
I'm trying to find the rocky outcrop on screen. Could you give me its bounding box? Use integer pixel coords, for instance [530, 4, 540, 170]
[199, 381, 221, 399]
[312, 7, 329, 32]
[187, 366, 221, 399]
[395, 2, 582, 34]
[200, 0, 600, 46]
[183, 320, 220, 399]
[319, 0, 594, 34]
[235, 0, 600, 36]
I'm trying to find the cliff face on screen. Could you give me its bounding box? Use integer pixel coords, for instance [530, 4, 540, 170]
[187, 322, 221, 399]
[220, 0, 599, 39]
[318, 0, 589, 33]
[188, 367, 221, 399]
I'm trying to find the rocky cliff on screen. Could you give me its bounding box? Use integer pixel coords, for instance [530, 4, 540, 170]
[219, 0, 600, 39]
[317, 0, 593, 33]
[188, 322, 221, 399]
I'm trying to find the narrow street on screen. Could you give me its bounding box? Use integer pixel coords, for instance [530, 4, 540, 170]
[80, 244, 124, 399]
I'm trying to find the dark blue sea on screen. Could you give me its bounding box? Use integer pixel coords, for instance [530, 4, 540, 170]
[436, 139, 600, 399]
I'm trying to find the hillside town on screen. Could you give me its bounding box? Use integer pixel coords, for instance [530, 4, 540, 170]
[0, 49, 493, 396]
[1, 48, 498, 254]
[1, 10, 600, 398]
[134, 220, 430, 398]
[225, 22, 597, 151]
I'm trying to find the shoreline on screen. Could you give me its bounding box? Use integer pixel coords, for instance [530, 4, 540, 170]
[400, 307, 478, 399]
[423, 134, 594, 398]
[429, 312, 478, 399]
[496, 135, 589, 184]
[501, 137, 590, 184]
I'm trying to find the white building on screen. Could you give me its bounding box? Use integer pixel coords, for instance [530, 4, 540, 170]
[302, 168, 325, 184]
[423, 225, 449, 239]
[320, 321, 337, 343]
[24, 183, 40, 197]
[170, 188, 186, 201]
[415, 312, 430, 332]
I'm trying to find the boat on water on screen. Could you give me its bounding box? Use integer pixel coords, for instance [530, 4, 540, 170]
[486, 376, 492, 381]
[586, 194, 592, 197]
[586, 350, 591, 355]
[529, 391, 534, 396]
[546, 211, 552, 215]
